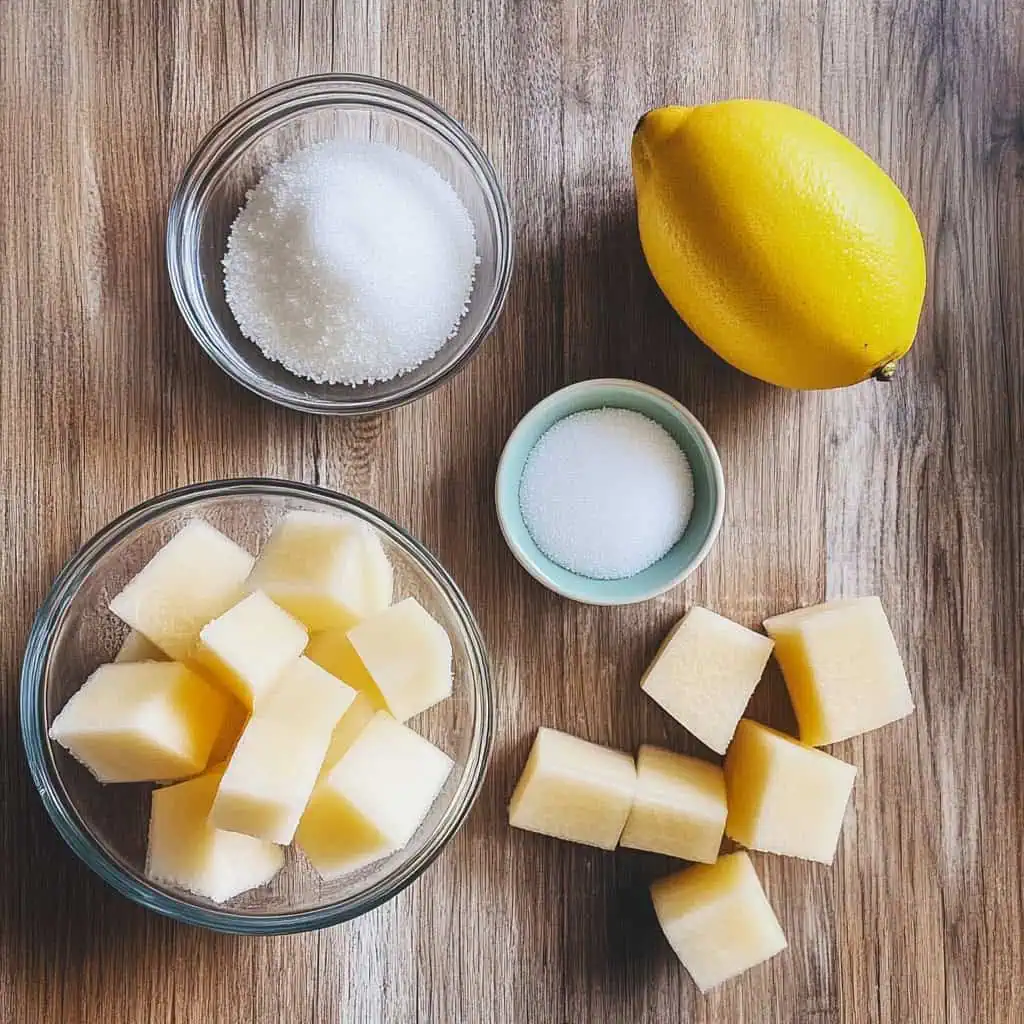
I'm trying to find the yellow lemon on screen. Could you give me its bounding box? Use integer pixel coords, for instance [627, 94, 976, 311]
[631, 101, 926, 389]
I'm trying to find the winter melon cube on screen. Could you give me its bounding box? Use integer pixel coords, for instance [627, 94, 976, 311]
[305, 628, 386, 707]
[641, 607, 774, 754]
[296, 711, 454, 879]
[115, 629, 166, 663]
[48, 662, 228, 783]
[346, 597, 452, 722]
[246, 511, 392, 632]
[508, 727, 636, 850]
[116, 622, 248, 766]
[651, 851, 787, 993]
[147, 768, 284, 903]
[319, 690, 377, 778]
[108, 520, 254, 661]
[207, 696, 250, 765]
[210, 657, 356, 844]
[619, 745, 726, 863]
[763, 596, 913, 745]
[724, 719, 856, 864]
[195, 590, 308, 709]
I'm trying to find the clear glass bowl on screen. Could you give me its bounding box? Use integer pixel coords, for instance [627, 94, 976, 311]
[166, 74, 514, 415]
[20, 480, 493, 934]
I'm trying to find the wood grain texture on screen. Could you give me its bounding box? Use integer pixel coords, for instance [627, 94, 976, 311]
[1, 1, 1022, 1021]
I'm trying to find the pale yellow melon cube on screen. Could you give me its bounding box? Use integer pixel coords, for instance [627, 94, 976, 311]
[115, 629, 166, 663]
[296, 711, 454, 879]
[724, 719, 856, 864]
[508, 727, 636, 850]
[210, 657, 356, 844]
[195, 590, 308, 709]
[305, 628, 386, 707]
[48, 662, 228, 783]
[207, 696, 250, 765]
[641, 607, 774, 754]
[246, 511, 393, 632]
[109, 519, 254, 661]
[346, 597, 452, 722]
[147, 768, 284, 903]
[115, 622, 248, 765]
[763, 596, 913, 745]
[319, 690, 377, 778]
[651, 851, 787, 992]
[619, 745, 726, 863]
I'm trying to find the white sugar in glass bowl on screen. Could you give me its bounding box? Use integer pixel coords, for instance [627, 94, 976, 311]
[167, 74, 513, 415]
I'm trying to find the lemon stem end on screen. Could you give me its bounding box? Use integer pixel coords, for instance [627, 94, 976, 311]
[873, 360, 898, 382]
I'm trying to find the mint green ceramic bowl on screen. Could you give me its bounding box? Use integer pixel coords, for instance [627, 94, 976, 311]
[495, 379, 725, 605]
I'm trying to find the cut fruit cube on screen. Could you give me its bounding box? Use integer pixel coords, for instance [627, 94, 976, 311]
[305, 628, 386, 707]
[359, 524, 395, 615]
[246, 511, 393, 632]
[320, 690, 377, 778]
[207, 695, 249, 765]
[641, 606, 774, 755]
[724, 719, 856, 864]
[651, 851, 787, 993]
[346, 597, 452, 722]
[147, 768, 284, 903]
[194, 590, 308, 709]
[619, 745, 726, 863]
[763, 596, 913, 745]
[114, 629, 167, 664]
[296, 711, 453, 879]
[210, 657, 357, 844]
[508, 727, 636, 850]
[108, 520, 254, 661]
[48, 662, 228, 783]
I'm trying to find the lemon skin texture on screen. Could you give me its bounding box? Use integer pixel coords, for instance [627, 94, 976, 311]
[631, 100, 927, 389]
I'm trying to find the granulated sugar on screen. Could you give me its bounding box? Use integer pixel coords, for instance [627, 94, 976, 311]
[519, 408, 694, 580]
[222, 140, 478, 385]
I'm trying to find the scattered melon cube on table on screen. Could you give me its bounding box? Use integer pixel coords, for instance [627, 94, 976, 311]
[650, 851, 787, 993]
[114, 629, 166, 664]
[48, 662, 228, 783]
[346, 597, 452, 722]
[195, 590, 308, 709]
[147, 768, 284, 903]
[319, 690, 377, 778]
[763, 596, 913, 746]
[641, 606, 774, 755]
[619, 745, 726, 863]
[246, 511, 392, 632]
[108, 519, 254, 661]
[508, 727, 636, 850]
[297, 711, 454, 879]
[305, 627, 385, 707]
[210, 657, 356, 844]
[724, 719, 856, 864]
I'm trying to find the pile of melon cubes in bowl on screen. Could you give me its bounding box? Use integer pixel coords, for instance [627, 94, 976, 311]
[508, 598, 914, 993]
[48, 514, 456, 903]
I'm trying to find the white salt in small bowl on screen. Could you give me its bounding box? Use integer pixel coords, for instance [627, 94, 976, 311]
[495, 380, 725, 605]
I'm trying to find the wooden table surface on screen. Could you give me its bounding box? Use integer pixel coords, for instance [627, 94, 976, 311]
[2, 1, 1022, 1022]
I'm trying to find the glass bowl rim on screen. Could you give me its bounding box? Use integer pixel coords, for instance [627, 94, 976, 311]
[19, 478, 494, 935]
[166, 72, 515, 416]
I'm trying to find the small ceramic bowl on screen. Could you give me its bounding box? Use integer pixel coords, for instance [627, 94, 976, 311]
[495, 379, 725, 605]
